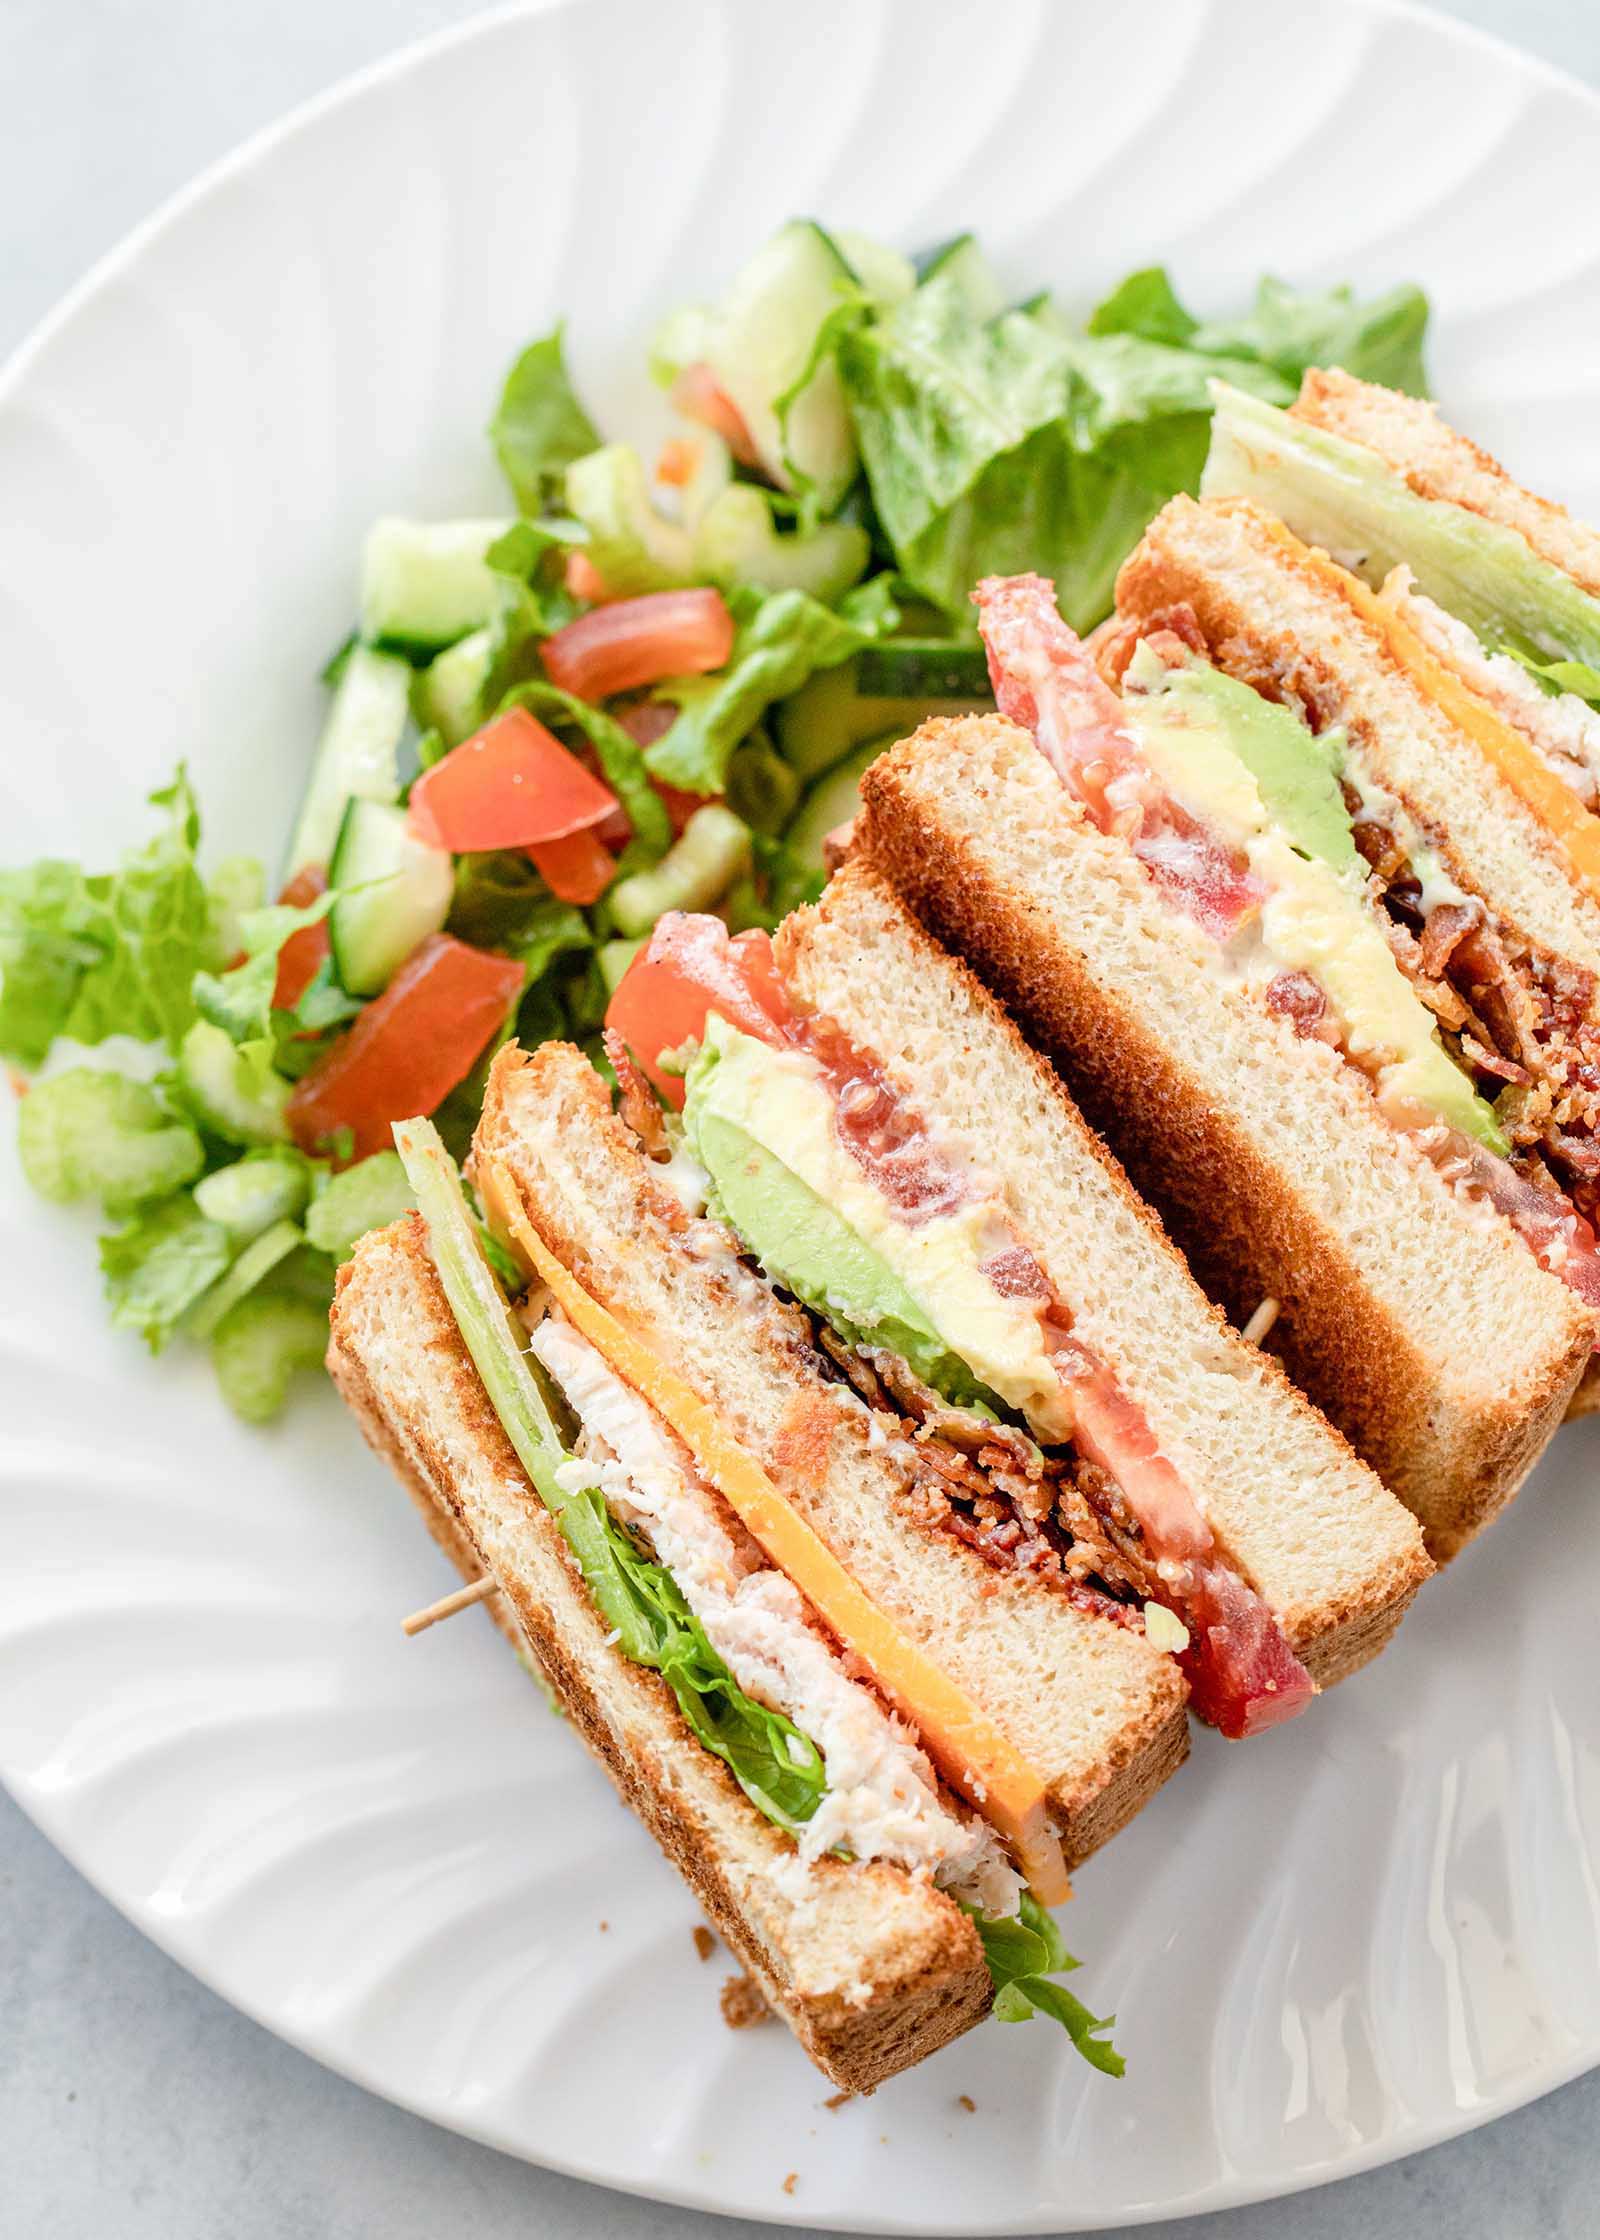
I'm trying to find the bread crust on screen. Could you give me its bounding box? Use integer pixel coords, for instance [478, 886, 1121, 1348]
[329, 1218, 993, 2092]
[859, 721, 1590, 1561]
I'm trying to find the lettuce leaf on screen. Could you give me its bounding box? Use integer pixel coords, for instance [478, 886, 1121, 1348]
[1500, 644, 1600, 710]
[192, 889, 340, 1046]
[838, 265, 1431, 633]
[99, 1193, 234, 1351]
[644, 577, 900, 793]
[0, 770, 228, 1067]
[969, 1891, 1123, 2077]
[17, 1068, 204, 1212]
[490, 326, 601, 514]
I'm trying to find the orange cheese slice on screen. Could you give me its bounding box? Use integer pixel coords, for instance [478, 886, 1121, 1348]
[1262, 513, 1600, 908]
[478, 1155, 1071, 1906]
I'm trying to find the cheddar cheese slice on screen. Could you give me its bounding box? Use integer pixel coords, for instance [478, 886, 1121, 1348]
[478, 1153, 1072, 1906]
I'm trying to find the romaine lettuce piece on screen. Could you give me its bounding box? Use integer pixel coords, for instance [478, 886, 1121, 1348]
[304, 1150, 416, 1260]
[100, 1193, 233, 1351]
[489, 325, 600, 515]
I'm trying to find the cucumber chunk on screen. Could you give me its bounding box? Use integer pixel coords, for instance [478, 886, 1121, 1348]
[288, 643, 412, 876]
[785, 732, 897, 870]
[210, 1286, 331, 1423]
[184, 1219, 304, 1342]
[704, 221, 861, 511]
[304, 1150, 416, 1260]
[17, 1069, 204, 1212]
[598, 936, 645, 995]
[831, 229, 916, 307]
[609, 806, 752, 937]
[177, 1022, 291, 1146]
[327, 799, 453, 997]
[564, 445, 694, 595]
[415, 627, 493, 750]
[916, 233, 1006, 319]
[692, 485, 868, 603]
[360, 518, 513, 655]
[856, 639, 991, 699]
[773, 658, 987, 782]
[193, 1149, 312, 1241]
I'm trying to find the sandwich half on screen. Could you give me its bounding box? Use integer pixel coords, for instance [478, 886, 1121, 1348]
[857, 549, 1598, 1556]
[332, 1044, 1191, 2091]
[601, 861, 1428, 1714]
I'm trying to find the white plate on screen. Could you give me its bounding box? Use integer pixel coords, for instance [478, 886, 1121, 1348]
[4, 0, 1600, 2227]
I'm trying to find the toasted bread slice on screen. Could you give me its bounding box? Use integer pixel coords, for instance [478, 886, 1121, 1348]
[857, 713, 1591, 1559]
[472, 1043, 1190, 1864]
[1292, 367, 1600, 598]
[329, 1215, 993, 2093]
[779, 864, 1430, 1674]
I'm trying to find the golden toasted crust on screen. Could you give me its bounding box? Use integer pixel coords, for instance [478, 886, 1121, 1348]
[328, 1217, 992, 2093]
[473, 1041, 1191, 1859]
[1568, 1359, 1600, 1420]
[858, 717, 1589, 1561]
[1293, 367, 1600, 598]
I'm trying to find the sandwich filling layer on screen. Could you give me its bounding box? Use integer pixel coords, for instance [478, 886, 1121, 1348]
[972, 571, 1600, 1320]
[606, 913, 1314, 1739]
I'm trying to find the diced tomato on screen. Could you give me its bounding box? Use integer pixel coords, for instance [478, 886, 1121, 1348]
[656, 436, 700, 489]
[614, 703, 709, 836]
[670, 364, 760, 466]
[407, 709, 618, 853]
[565, 550, 611, 604]
[541, 589, 735, 705]
[272, 865, 331, 1011]
[288, 934, 525, 1163]
[973, 573, 1266, 944]
[528, 827, 617, 905]
[1455, 1139, 1600, 1324]
[604, 912, 790, 1108]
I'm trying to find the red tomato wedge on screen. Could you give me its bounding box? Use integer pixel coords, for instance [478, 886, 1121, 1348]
[527, 828, 617, 905]
[272, 865, 331, 1011]
[973, 573, 1266, 944]
[670, 363, 760, 466]
[288, 934, 524, 1162]
[541, 589, 735, 704]
[604, 913, 790, 1108]
[408, 709, 618, 853]
[565, 550, 611, 604]
[617, 703, 711, 836]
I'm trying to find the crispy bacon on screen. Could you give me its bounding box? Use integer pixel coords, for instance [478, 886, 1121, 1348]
[1418, 901, 1478, 979]
[1265, 970, 1328, 1039]
[604, 1028, 671, 1159]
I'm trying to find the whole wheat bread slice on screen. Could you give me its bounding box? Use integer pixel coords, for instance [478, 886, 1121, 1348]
[329, 1216, 994, 2092]
[778, 864, 1430, 1673]
[1291, 368, 1600, 599]
[857, 715, 1591, 1558]
[472, 1043, 1190, 1862]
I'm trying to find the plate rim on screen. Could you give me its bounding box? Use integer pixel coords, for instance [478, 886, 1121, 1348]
[5, 0, 1600, 2226]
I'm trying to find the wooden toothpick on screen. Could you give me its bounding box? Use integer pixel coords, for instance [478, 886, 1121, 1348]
[401, 1574, 500, 1637]
[1241, 1296, 1280, 1347]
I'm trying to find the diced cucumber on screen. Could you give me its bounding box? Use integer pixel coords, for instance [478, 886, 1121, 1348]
[360, 518, 513, 655]
[327, 799, 453, 997]
[856, 639, 991, 699]
[609, 806, 752, 937]
[193, 1149, 312, 1241]
[692, 485, 868, 604]
[415, 626, 493, 750]
[210, 1286, 331, 1423]
[785, 733, 897, 870]
[185, 1219, 304, 1342]
[830, 229, 916, 307]
[726, 733, 802, 835]
[208, 855, 267, 961]
[288, 644, 412, 876]
[1018, 289, 1070, 337]
[917, 233, 1006, 320]
[565, 446, 694, 595]
[178, 1022, 291, 1146]
[704, 221, 862, 511]
[16, 1069, 204, 1212]
[598, 936, 644, 994]
[304, 1149, 416, 1260]
[773, 659, 986, 782]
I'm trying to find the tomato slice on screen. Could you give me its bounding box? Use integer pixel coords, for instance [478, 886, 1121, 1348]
[615, 703, 711, 836]
[670, 363, 760, 466]
[288, 933, 524, 1162]
[565, 550, 611, 604]
[527, 827, 617, 905]
[272, 865, 331, 1011]
[604, 913, 790, 1108]
[541, 589, 735, 705]
[408, 709, 618, 853]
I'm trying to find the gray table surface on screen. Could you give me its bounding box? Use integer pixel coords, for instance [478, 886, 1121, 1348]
[5, 1, 1600, 2233]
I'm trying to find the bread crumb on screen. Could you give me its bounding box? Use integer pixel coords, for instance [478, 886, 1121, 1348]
[692, 1926, 716, 1963]
[720, 1972, 772, 2030]
[782, 2173, 798, 2197]
[598, 1920, 609, 1933]
[823, 2091, 852, 2111]
[957, 2094, 976, 2113]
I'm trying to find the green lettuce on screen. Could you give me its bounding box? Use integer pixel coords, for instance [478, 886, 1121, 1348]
[192, 890, 340, 1047]
[838, 265, 1432, 633]
[645, 577, 900, 793]
[490, 326, 601, 514]
[0, 771, 232, 1067]
[1504, 645, 1600, 708]
[17, 1068, 204, 1212]
[969, 1890, 1123, 2077]
[99, 1193, 234, 1350]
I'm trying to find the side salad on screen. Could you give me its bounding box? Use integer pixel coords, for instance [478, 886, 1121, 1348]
[1, 221, 1427, 1420]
